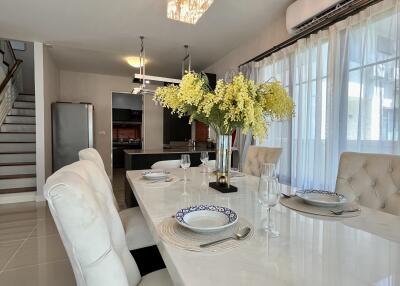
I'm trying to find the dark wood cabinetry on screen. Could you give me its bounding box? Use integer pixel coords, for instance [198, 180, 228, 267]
[124, 149, 215, 207]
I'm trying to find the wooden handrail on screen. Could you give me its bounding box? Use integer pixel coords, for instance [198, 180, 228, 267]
[6, 40, 17, 63]
[0, 59, 22, 95]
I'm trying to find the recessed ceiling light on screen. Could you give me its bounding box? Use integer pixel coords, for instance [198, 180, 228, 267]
[167, 0, 214, 24]
[125, 56, 146, 68]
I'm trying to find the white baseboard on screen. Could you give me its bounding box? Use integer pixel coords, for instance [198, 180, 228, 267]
[0, 192, 37, 204]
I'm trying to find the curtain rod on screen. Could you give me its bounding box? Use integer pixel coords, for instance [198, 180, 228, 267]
[239, 0, 383, 67]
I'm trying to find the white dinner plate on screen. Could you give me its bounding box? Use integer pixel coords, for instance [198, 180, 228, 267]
[175, 205, 238, 233]
[296, 190, 348, 207]
[142, 170, 168, 181]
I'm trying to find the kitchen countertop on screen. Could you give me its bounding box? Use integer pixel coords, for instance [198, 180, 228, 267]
[124, 147, 216, 155]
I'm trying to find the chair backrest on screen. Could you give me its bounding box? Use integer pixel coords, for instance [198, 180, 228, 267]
[335, 152, 400, 215]
[60, 160, 119, 210]
[243, 146, 282, 177]
[151, 160, 181, 169]
[78, 148, 118, 210]
[79, 148, 105, 170]
[44, 169, 141, 286]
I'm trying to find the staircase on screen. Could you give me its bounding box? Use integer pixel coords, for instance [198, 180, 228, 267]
[0, 39, 36, 195]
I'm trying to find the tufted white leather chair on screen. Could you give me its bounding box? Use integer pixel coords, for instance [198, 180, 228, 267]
[44, 170, 172, 286]
[151, 160, 181, 169]
[79, 148, 155, 250]
[336, 152, 400, 216]
[79, 147, 105, 170]
[243, 146, 282, 177]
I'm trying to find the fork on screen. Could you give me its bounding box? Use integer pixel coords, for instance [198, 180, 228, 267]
[330, 208, 360, 215]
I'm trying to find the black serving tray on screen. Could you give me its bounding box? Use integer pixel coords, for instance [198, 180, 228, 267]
[209, 182, 238, 193]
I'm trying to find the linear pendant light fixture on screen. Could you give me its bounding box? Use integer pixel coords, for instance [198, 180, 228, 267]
[181, 44, 191, 76]
[167, 0, 214, 24]
[132, 36, 181, 95]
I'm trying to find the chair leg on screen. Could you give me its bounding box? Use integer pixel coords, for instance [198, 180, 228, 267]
[130, 245, 166, 276]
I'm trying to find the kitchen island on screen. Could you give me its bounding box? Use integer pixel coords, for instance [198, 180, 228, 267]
[124, 147, 216, 207]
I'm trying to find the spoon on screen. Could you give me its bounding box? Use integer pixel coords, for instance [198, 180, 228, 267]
[330, 208, 360, 215]
[199, 227, 251, 248]
[281, 193, 295, 198]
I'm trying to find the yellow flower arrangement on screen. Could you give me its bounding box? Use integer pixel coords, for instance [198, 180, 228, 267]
[154, 72, 294, 139]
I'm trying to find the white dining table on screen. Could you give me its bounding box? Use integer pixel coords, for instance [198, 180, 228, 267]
[126, 167, 400, 286]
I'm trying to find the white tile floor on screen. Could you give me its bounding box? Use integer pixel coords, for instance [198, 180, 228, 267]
[0, 170, 127, 286]
[0, 201, 75, 286]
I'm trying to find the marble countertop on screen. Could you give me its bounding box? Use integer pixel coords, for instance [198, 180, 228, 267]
[124, 147, 216, 155]
[126, 167, 400, 286]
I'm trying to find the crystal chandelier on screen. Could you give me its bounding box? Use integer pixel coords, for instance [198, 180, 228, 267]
[167, 0, 214, 24]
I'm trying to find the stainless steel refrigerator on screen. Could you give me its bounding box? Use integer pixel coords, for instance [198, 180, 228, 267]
[52, 102, 94, 172]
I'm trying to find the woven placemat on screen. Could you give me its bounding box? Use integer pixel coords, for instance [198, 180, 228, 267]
[157, 217, 254, 252]
[134, 175, 180, 188]
[280, 196, 361, 218]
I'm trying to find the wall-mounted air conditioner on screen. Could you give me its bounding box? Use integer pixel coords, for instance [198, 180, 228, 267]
[286, 0, 352, 35]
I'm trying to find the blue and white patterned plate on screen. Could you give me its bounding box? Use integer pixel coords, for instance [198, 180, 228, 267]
[296, 190, 348, 207]
[175, 205, 238, 233]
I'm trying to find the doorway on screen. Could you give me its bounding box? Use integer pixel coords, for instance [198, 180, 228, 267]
[111, 92, 143, 209]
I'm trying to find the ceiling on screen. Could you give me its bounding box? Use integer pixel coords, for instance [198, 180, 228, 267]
[0, 0, 293, 78]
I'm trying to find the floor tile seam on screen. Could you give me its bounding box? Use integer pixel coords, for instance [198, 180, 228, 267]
[3, 258, 69, 272]
[0, 225, 37, 273]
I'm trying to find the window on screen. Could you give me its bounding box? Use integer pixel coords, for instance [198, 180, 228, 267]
[254, 3, 400, 190]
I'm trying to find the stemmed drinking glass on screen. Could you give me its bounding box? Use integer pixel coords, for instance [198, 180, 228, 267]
[258, 163, 281, 238]
[180, 154, 191, 182]
[200, 151, 209, 172]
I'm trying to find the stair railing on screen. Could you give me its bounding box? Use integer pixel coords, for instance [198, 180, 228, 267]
[0, 39, 23, 125]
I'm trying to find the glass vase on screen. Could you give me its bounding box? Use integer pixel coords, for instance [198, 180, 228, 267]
[215, 133, 232, 187]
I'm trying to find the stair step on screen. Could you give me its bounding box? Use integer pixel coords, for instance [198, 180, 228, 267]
[0, 162, 35, 166]
[8, 108, 35, 116]
[0, 174, 36, 179]
[0, 124, 35, 132]
[4, 115, 35, 124]
[19, 93, 35, 96]
[13, 101, 35, 109]
[0, 133, 35, 143]
[0, 164, 36, 176]
[0, 174, 36, 189]
[0, 187, 36, 195]
[16, 95, 35, 102]
[0, 152, 36, 164]
[0, 142, 35, 153]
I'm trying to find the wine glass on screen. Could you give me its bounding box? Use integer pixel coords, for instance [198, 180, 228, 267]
[258, 163, 281, 237]
[261, 163, 277, 179]
[180, 154, 191, 182]
[200, 151, 209, 172]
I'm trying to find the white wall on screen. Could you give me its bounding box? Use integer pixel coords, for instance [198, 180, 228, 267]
[143, 95, 163, 150]
[43, 46, 60, 179]
[34, 43, 60, 200]
[205, 16, 289, 79]
[59, 71, 163, 176]
[34, 42, 45, 201]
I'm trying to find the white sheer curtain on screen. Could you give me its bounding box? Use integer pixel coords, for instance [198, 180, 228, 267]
[256, 50, 293, 184]
[256, 0, 400, 190]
